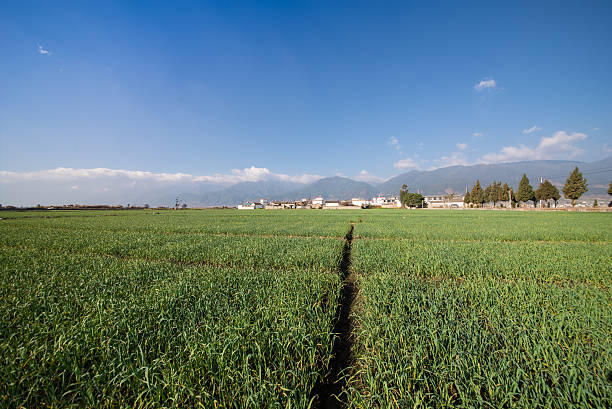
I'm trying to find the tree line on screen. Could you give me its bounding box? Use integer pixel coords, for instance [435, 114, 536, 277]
[464, 166, 592, 208]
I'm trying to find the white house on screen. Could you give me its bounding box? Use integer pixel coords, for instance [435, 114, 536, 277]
[238, 202, 263, 210]
[424, 195, 465, 208]
[351, 198, 370, 207]
[324, 200, 340, 207]
[371, 196, 386, 206]
[312, 196, 324, 206]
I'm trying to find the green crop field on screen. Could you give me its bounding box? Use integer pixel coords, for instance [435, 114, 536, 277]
[1, 209, 610, 408]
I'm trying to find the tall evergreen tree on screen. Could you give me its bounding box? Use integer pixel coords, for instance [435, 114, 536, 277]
[608, 181, 612, 196]
[463, 190, 471, 204]
[491, 181, 502, 206]
[535, 182, 547, 207]
[562, 166, 588, 207]
[517, 174, 535, 206]
[400, 184, 408, 207]
[551, 184, 560, 207]
[500, 182, 511, 203]
[484, 183, 493, 206]
[471, 180, 485, 207]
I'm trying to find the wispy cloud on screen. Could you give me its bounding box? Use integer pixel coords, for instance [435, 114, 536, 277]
[394, 157, 419, 170]
[472, 132, 483, 137]
[37, 43, 51, 55]
[429, 151, 469, 170]
[522, 125, 541, 134]
[354, 170, 384, 183]
[604, 144, 612, 153]
[389, 136, 402, 153]
[474, 78, 496, 91]
[456, 142, 467, 151]
[0, 166, 322, 185]
[480, 131, 587, 163]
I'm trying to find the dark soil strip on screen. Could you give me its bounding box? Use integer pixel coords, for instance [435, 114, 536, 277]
[311, 223, 356, 408]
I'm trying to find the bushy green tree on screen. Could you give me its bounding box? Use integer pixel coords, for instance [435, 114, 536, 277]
[562, 166, 588, 207]
[517, 174, 535, 206]
[593, 199, 598, 208]
[463, 191, 471, 204]
[405, 192, 426, 208]
[535, 180, 558, 208]
[470, 180, 485, 207]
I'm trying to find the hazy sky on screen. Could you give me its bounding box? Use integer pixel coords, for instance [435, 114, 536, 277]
[1, 0, 611, 196]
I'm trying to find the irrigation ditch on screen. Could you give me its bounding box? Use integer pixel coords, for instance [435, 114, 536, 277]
[311, 223, 356, 408]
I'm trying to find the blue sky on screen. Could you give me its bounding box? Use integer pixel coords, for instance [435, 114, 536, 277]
[1, 0, 611, 191]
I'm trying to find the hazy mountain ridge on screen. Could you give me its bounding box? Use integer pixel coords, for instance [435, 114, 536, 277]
[188, 158, 611, 206]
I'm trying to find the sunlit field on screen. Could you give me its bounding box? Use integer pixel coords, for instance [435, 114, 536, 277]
[1, 209, 610, 408]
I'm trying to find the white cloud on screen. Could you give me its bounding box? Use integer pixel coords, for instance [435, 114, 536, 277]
[0, 166, 323, 185]
[593, 127, 599, 131]
[37, 44, 51, 55]
[354, 170, 383, 183]
[430, 151, 469, 170]
[480, 131, 587, 163]
[472, 132, 483, 137]
[456, 142, 467, 151]
[603, 144, 612, 153]
[71, 185, 78, 190]
[394, 158, 419, 170]
[474, 78, 496, 91]
[522, 125, 541, 134]
[389, 136, 402, 152]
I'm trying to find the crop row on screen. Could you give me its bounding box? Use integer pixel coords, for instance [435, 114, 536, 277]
[348, 273, 612, 408]
[0, 247, 342, 408]
[351, 239, 611, 287]
[0, 224, 344, 273]
[353, 210, 611, 242]
[0, 209, 358, 237]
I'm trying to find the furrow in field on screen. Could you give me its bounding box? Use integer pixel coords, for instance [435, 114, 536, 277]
[311, 223, 357, 409]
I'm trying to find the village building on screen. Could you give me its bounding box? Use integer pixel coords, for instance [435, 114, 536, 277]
[351, 198, 370, 207]
[312, 196, 324, 206]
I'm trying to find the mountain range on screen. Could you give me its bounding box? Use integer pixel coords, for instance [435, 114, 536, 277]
[182, 158, 611, 207]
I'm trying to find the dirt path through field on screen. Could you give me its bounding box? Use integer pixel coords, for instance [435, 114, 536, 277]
[311, 223, 356, 408]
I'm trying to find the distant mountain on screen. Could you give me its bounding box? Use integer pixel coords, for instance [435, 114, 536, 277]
[280, 176, 379, 201]
[193, 180, 304, 206]
[177, 157, 611, 206]
[378, 158, 612, 196]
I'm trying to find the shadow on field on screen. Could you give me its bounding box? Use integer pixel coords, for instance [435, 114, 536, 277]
[310, 223, 356, 409]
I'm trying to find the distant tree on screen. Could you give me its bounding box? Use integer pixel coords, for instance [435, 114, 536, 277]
[144, 204, 150, 209]
[463, 190, 471, 204]
[486, 181, 502, 206]
[181, 203, 188, 209]
[400, 184, 408, 207]
[593, 199, 598, 208]
[500, 183, 511, 203]
[551, 185, 560, 208]
[562, 166, 588, 207]
[517, 174, 535, 206]
[484, 184, 493, 206]
[535, 180, 557, 207]
[608, 181, 612, 207]
[470, 180, 485, 207]
[405, 192, 426, 208]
